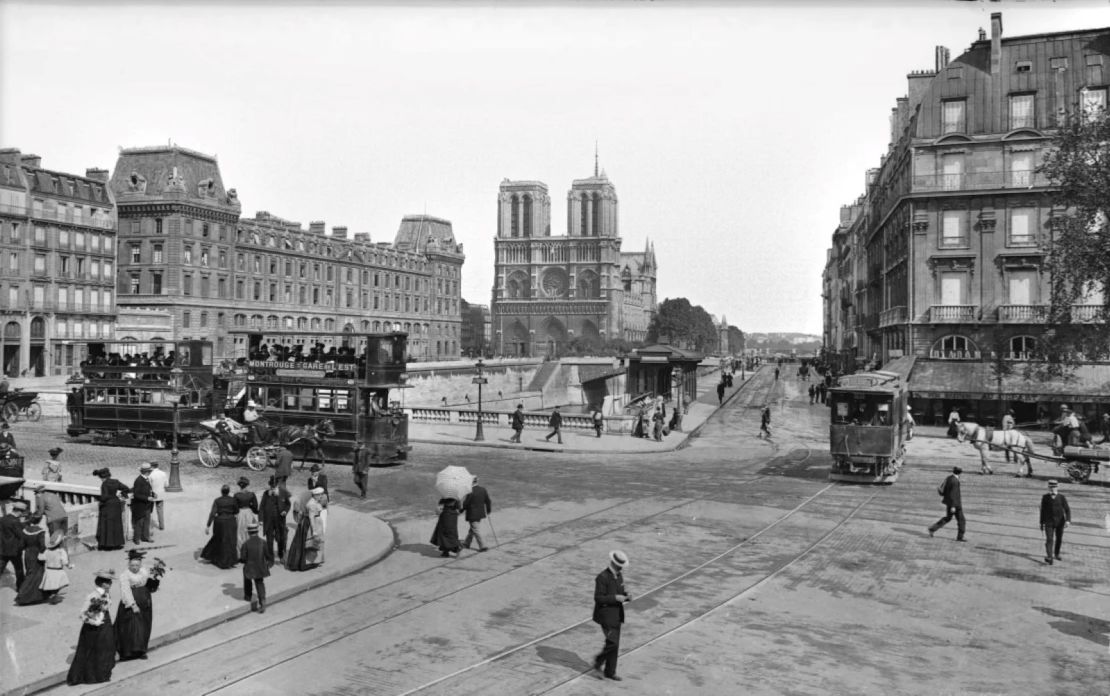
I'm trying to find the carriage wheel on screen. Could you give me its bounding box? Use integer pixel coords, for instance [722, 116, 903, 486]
[1, 402, 18, 423]
[1065, 462, 1091, 483]
[246, 447, 269, 472]
[25, 403, 42, 422]
[197, 438, 223, 468]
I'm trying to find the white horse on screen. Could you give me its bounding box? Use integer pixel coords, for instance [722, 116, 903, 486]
[957, 422, 1035, 476]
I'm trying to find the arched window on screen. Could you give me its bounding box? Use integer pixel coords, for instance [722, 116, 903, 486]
[373, 320, 382, 332]
[311, 317, 322, 330]
[580, 193, 589, 236]
[591, 192, 601, 236]
[1009, 335, 1037, 360]
[510, 194, 520, 237]
[324, 318, 335, 331]
[522, 195, 532, 238]
[297, 317, 308, 330]
[931, 334, 978, 359]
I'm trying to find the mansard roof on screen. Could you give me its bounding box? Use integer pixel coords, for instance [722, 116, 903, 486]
[110, 145, 240, 212]
[393, 214, 463, 256]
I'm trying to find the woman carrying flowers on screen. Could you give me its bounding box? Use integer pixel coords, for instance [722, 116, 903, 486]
[66, 569, 117, 686]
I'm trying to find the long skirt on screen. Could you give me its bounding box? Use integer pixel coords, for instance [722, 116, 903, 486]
[66, 619, 116, 685]
[200, 517, 239, 568]
[429, 509, 460, 554]
[97, 498, 126, 550]
[116, 585, 153, 659]
[15, 556, 46, 606]
[236, 508, 258, 554]
[285, 515, 317, 571]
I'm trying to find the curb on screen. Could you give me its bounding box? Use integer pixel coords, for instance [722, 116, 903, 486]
[5, 515, 395, 696]
[408, 436, 688, 455]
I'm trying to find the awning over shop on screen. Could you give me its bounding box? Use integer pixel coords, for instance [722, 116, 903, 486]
[908, 361, 1110, 403]
[880, 355, 916, 382]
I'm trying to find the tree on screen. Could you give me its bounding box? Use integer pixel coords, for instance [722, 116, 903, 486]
[1036, 102, 1110, 374]
[646, 298, 717, 352]
[727, 325, 745, 353]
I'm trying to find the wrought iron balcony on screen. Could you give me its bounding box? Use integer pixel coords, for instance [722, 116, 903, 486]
[879, 306, 907, 327]
[998, 304, 1048, 323]
[929, 305, 977, 322]
[912, 170, 1050, 193]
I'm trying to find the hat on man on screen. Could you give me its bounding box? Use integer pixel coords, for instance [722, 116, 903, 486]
[247, 400, 259, 408]
[247, 522, 260, 534]
[952, 466, 963, 475]
[1061, 404, 1071, 411]
[516, 404, 523, 409]
[311, 487, 325, 496]
[237, 476, 250, 487]
[310, 463, 321, 472]
[94, 468, 111, 479]
[126, 549, 146, 561]
[267, 476, 278, 488]
[608, 550, 629, 569]
[140, 462, 153, 472]
[48, 447, 63, 457]
[1048, 479, 1059, 488]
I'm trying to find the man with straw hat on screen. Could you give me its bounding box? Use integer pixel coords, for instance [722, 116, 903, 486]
[239, 522, 272, 613]
[1040, 479, 1071, 565]
[592, 550, 631, 681]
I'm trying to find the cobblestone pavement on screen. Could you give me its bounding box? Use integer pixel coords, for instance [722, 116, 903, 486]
[15, 368, 1110, 696]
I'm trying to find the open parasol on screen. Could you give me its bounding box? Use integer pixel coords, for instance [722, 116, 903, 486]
[435, 465, 473, 502]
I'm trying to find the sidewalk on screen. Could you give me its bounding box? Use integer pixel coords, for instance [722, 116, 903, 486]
[0, 473, 394, 696]
[407, 370, 752, 454]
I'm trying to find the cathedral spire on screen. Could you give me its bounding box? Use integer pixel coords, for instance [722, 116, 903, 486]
[594, 141, 599, 178]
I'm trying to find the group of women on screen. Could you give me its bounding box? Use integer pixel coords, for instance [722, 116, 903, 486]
[14, 514, 70, 606]
[66, 550, 166, 686]
[201, 476, 327, 571]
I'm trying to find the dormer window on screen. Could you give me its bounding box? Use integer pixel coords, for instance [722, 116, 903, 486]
[1015, 60, 1032, 73]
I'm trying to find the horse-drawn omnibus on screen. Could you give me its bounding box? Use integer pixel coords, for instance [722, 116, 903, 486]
[195, 329, 411, 470]
[828, 370, 910, 483]
[66, 340, 221, 448]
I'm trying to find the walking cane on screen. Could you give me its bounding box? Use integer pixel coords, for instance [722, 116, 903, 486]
[487, 514, 500, 547]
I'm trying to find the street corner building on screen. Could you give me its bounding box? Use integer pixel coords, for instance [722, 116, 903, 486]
[490, 160, 657, 358]
[822, 13, 1110, 428]
[108, 144, 465, 362]
[0, 150, 118, 377]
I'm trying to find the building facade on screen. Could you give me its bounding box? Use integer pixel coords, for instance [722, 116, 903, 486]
[489, 165, 657, 357]
[822, 13, 1110, 425]
[0, 149, 117, 377]
[110, 145, 464, 362]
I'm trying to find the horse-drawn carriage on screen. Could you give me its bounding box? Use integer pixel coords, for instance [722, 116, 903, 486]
[195, 412, 335, 471]
[1, 389, 42, 423]
[957, 420, 1106, 483]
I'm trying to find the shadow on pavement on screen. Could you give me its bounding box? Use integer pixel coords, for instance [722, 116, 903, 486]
[1035, 606, 1110, 645]
[396, 542, 446, 559]
[535, 645, 594, 673]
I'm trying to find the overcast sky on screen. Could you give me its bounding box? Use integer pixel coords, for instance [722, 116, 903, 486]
[2, 1, 1108, 335]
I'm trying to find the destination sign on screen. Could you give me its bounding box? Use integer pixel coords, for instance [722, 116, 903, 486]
[249, 360, 332, 371]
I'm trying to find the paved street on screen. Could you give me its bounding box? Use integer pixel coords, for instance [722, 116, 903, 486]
[6, 369, 1110, 695]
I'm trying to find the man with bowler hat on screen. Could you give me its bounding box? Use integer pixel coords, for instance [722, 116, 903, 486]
[273, 444, 293, 489]
[928, 467, 966, 541]
[130, 463, 156, 544]
[259, 476, 291, 562]
[461, 476, 492, 552]
[1040, 479, 1071, 565]
[239, 522, 273, 613]
[592, 550, 630, 681]
[509, 404, 525, 443]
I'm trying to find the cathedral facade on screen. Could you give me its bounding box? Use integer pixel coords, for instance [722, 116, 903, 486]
[490, 166, 656, 357]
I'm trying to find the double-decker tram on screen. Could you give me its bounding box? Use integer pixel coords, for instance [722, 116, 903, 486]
[827, 370, 910, 483]
[200, 330, 411, 469]
[67, 340, 220, 448]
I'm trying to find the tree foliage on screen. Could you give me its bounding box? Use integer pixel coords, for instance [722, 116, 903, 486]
[727, 325, 745, 353]
[646, 297, 718, 353]
[1034, 103, 1110, 372]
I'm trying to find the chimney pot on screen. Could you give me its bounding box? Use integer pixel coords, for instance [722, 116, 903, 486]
[20, 154, 42, 168]
[331, 226, 348, 239]
[85, 168, 109, 182]
[990, 12, 1003, 75]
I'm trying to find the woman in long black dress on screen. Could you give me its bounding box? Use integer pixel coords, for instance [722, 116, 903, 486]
[66, 570, 117, 686]
[94, 468, 130, 551]
[233, 476, 259, 554]
[200, 485, 239, 568]
[429, 498, 462, 557]
[15, 514, 47, 605]
[285, 488, 322, 571]
[116, 550, 155, 660]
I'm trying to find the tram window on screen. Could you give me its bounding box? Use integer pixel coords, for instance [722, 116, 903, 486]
[178, 345, 191, 365]
[202, 344, 213, 366]
[318, 390, 334, 412]
[297, 388, 316, 411]
[284, 389, 298, 409]
[335, 389, 350, 412]
[834, 401, 850, 423]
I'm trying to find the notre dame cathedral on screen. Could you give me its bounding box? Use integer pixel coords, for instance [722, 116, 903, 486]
[490, 162, 657, 357]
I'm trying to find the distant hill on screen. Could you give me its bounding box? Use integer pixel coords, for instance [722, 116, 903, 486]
[744, 332, 822, 354]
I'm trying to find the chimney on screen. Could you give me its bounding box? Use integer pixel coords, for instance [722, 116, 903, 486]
[991, 12, 1003, 75]
[0, 148, 21, 164]
[20, 154, 42, 169]
[331, 226, 348, 240]
[978, 27, 986, 42]
[256, 210, 271, 220]
[935, 46, 950, 72]
[866, 168, 879, 188]
[353, 233, 371, 243]
[309, 221, 326, 236]
[840, 205, 854, 225]
[85, 168, 109, 182]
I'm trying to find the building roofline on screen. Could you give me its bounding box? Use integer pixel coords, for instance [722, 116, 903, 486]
[118, 144, 217, 162]
[969, 25, 1110, 46]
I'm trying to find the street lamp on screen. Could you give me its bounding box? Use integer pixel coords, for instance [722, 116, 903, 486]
[166, 367, 184, 492]
[473, 359, 486, 441]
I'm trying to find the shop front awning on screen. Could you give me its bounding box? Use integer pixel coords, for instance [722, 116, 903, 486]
[909, 360, 1110, 403]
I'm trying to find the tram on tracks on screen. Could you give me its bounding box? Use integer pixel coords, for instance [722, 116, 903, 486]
[828, 370, 910, 483]
[66, 340, 220, 448]
[196, 329, 412, 469]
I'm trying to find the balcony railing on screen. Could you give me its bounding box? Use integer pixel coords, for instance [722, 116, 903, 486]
[998, 304, 1048, 323]
[912, 170, 1049, 193]
[1071, 304, 1105, 322]
[929, 305, 977, 322]
[0, 203, 29, 216]
[879, 306, 907, 327]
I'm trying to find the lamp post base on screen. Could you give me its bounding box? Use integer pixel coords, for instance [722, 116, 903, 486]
[166, 447, 183, 492]
[475, 419, 485, 442]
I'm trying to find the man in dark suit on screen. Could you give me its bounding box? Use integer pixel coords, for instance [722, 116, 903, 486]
[307, 464, 329, 503]
[273, 445, 293, 489]
[928, 466, 966, 541]
[509, 405, 524, 443]
[259, 476, 292, 562]
[1040, 479, 1071, 565]
[592, 550, 630, 681]
[461, 477, 492, 552]
[0, 500, 27, 589]
[352, 449, 370, 499]
[544, 406, 563, 444]
[130, 463, 155, 544]
[239, 522, 273, 612]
